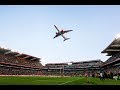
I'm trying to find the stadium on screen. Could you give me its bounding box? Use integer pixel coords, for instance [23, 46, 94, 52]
[0, 35, 120, 85]
[1, 6, 120, 85]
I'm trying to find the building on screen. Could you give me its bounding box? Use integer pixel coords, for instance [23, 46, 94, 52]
[0, 47, 43, 75]
[64, 59, 103, 76]
[101, 37, 120, 75]
[43, 60, 103, 76]
[43, 63, 68, 75]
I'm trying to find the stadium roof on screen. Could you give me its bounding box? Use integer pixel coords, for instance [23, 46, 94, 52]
[45, 63, 68, 65]
[72, 59, 102, 64]
[101, 58, 120, 67]
[0, 47, 41, 61]
[0, 47, 11, 53]
[101, 37, 120, 56]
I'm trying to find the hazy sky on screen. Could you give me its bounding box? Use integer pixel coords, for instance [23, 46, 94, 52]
[0, 5, 120, 65]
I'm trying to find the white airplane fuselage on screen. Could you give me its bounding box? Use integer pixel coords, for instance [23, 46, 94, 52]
[56, 30, 64, 35]
[53, 25, 73, 41]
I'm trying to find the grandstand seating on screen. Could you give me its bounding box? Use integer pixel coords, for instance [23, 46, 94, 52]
[0, 47, 43, 75]
[43, 60, 103, 77]
[101, 38, 120, 77]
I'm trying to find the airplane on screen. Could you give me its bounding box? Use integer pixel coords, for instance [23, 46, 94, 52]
[53, 25, 73, 41]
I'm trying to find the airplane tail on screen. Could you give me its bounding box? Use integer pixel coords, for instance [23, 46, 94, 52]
[63, 38, 70, 41]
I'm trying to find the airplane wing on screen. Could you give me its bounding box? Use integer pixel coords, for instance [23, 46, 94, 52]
[53, 34, 61, 39]
[54, 25, 60, 32]
[64, 30, 73, 33]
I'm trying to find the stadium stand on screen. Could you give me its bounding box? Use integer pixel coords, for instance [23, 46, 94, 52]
[43, 60, 103, 77]
[64, 60, 103, 77]
[0, 47, 43, 75]
[101, 38, 120, 79]
[42, 63, 68, 76]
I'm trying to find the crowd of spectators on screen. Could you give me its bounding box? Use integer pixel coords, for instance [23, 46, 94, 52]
[0, 54, 42, 68]
[0, 64, 43, 75]
[102, 52, 120, 80]
[42, 60, 103, 77]
[0, 48, 43, 75]
[72, 60, 103, 68]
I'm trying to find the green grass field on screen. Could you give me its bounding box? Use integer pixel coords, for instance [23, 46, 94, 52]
[0, 76, 120, 85]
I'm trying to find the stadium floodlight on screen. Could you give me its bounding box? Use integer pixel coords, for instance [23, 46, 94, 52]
[115, 33, 120, 39]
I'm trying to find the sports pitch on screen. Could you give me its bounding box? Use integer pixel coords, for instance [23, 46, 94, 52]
[0, 76, 120, 85]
